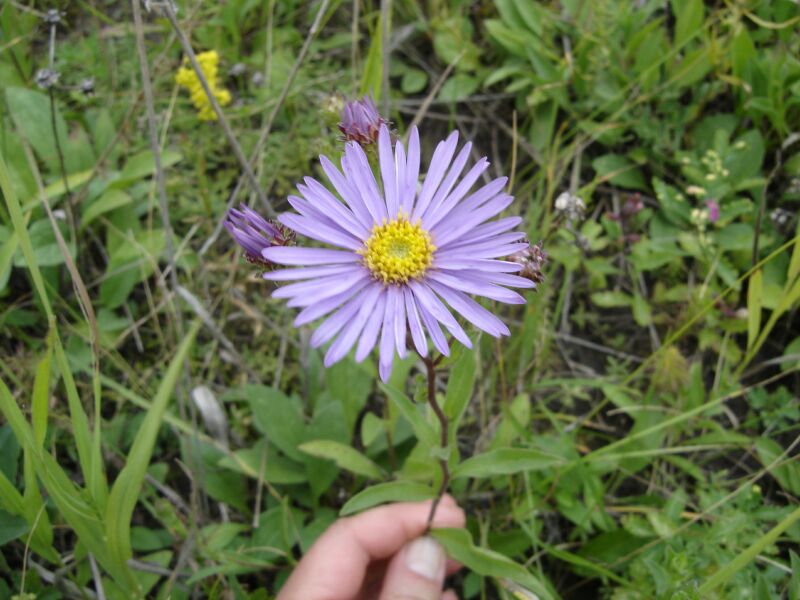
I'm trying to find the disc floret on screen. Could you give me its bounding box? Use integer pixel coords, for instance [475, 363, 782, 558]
[362, 213, 435, 284]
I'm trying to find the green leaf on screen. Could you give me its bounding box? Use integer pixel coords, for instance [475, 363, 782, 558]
[0, 509, 28, 545]
[299, 440, 384, 480]
[431, 528, 558, 600]
[452, 448, 564, 479]
[438, 75, 479, 102]
[81, 188, 133, 230]
[104, 321, 199, 589]
[381, 383, 438, 449]
[5, 87, 68, 174]
[747, 269, 762, 350]
[443, 350, 476, 432]
[245, 385, 306, 462]
[698, 504, 800, 595]
[632, 293, 653, 327]
[754, 437, 800, 496]
[671, 0, 704, 48]
[360, 14, 383, 98]
[591, 154, 647, 191]
[340, 481, 436, 516]
[401, 69, 428, 94]
[590, 291, 632, 308]
[113, 149, 182, 186]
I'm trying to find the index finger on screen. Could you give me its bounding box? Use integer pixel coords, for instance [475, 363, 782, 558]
[277, 495, 465, 600]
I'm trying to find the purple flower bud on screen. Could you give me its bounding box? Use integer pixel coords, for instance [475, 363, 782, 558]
[622, 193, 644, 217]
[338, 94, 386, 145]
[508, 241, 548, 286]
[224, 204, 294, 267]
[705, 199, 720, 223]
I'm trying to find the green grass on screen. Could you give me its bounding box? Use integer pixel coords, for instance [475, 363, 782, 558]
[1, 0, 799, 598]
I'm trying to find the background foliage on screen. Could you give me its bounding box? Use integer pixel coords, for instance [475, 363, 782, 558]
[1, 0, 799, 598]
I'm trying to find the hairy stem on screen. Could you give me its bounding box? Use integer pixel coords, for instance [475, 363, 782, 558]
[423, 355, 449, 530]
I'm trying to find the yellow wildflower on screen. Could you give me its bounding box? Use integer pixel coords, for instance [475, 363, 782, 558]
[175, 50, 231, 121]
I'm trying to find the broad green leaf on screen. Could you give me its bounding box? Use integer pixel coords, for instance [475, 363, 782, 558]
[5, 87, 68, 174]
[381, 383, 438, 449]
[747, 269, 762, 349]
[431, 528, 558, 600]
[443, 350, 476, 432]
[671, 0, 704, 48]
[0, 510, 28, 545]
[340, 481, 436, 516]
[244, 385, 305, 462]
[81, 188, 133, 230]
[438, 75, 479, 102]
[113, 149, 182, 186]
[104, 321, 199, 590]
[452, 448, 564, 479]
[632, 293, 653, 326]
[592, 154, 647, 191]
[754, 438, 800, 496]
[299, 440, 384, 479]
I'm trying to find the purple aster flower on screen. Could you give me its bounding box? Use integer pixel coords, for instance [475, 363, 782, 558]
[339, 94, 386, 145]
[705, 199, 720, 224]
[224, 204, 294, 267]
[263, 124, 534, 381]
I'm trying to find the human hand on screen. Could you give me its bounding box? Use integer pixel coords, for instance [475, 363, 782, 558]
[276, 495, 466, 600]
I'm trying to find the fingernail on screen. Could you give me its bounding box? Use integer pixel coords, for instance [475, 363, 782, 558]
[404, 536, 445, 581]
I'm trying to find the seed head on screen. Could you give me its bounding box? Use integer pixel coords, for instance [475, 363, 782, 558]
[508, 241, 547, 286]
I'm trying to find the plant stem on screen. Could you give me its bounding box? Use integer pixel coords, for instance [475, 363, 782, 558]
[423, 355, 449, 530]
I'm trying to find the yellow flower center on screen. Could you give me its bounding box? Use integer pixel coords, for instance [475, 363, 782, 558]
[361, 215, 435, 284]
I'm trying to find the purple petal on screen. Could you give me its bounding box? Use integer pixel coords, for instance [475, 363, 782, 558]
[427, 280, 510, 337]
[310, 295, 365, 347]
[434, 194, 514, 247]
[442, 216, 523, 248]
[301, 177, 369, 239]
[324, 284, 383, 367]
[320, 154, 373, 229]
[278, 213, 362, 250]
[409, 280, 472, 348]
[431, 177, 507, 235]
[391, 286, 407, 359]
[402, 127, 421, 214]
[403, 287, 427, 357]
[423, 157, 490, 229]
[431, 258, 523, 273]
[412, 131, 459, 221]
[378, 125, 399, 217]
[286, 272, 371, 308]
[426, 271, 525, 304]
[274, 268, 368, 300]
[419, 142, 472, 225]
[448, 269, 537, 289]
[294, 281, 370, 326]
[378, 292, 397, 382]
[264, 264, 361, 281]
[435, 241, 529, 260]
[262, 246, 360, 265]
[344, 142, 387, 223]
[444, 231, 526, 253]
[416, 299, 450, 356]
[356, 290, 387, 362]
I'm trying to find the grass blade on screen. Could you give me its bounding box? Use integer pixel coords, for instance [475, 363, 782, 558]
[103, 320, 199, 591]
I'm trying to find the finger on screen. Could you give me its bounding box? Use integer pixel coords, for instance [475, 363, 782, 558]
[442, 590, 459, 600]
[277, 497, 465, 600]
[378, 536, 447, 600]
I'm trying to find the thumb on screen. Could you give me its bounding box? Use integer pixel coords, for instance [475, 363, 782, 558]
[379, 536, 447, 600]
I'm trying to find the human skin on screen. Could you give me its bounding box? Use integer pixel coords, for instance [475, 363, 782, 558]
[276, 496, 466, 600]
